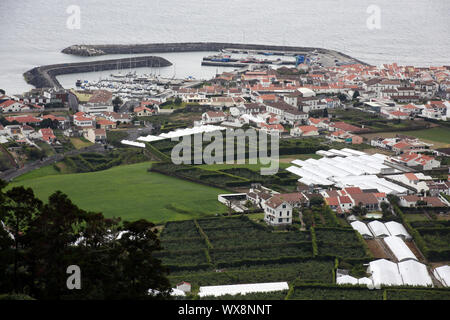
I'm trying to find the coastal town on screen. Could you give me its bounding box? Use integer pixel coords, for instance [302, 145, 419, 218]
[1, 45, 449, 300]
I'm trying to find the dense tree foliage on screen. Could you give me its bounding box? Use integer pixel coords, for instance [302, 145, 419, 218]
[0, 181, 171, 300]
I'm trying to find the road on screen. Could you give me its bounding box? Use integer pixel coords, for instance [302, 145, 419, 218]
[0, 144, 107, 182]
[0, 126, 154, 182]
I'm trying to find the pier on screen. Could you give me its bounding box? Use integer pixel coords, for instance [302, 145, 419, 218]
[61, 42, 370, 66]
[23, 56, 172, 89]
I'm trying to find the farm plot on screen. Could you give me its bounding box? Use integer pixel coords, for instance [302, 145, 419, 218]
[417, 227, 450, 251]
[169, 259, 334, 289]
[160, 220, 201, 240]
[289, 284, 383, 300]
[385, 289, 450, 300]
[154, 249, 209, 267]
[200, 291, 288, 300]
[314, 227, 371, 259]
[210, 243, 313, 264]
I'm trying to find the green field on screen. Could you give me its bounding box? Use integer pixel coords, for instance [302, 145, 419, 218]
[13, 165, 61, 183]
[9, 162, 229, 223]
[362, 127, 450, 147]
[401, 127, 450, 145]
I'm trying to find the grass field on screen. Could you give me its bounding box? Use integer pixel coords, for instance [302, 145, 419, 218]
[361, 127, 450, 148]
[69, 137, 93, 149]
[9, 162, 229, 224]
[13, 165, 61, 183]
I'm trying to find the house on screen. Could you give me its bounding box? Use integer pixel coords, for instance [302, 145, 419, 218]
[264, 196, 293, 226]
[290, 125, 319, 137]
[101, 112, 132, 124]
[308, 118, 330, 129]
[134, 106, 155, 117]
[283, 108, 308, 125]
[73, 112, 95, 128]
[242, 103, 266, 115]
[399, 195, 447, 208]
[5, 115, 42, 126]
[397, 153, 441, 170]
[257, 94, 278, 104]
[176, 282, 191, 293]
[0, 100, 23, 112]
[42, 114, 70, 129]
[96, 119, 117, 130]
[259, 123, 284, 136]
[78, 103, 114, 115]
[388, 111, 410, 120]
[202, 111, 226, 124]
[265, 101, 308, 125]
[84, 128, 107, 144]
[328, 122, 363, 133]
[350, 193, 380, 211]
[39, 128, 57, 144]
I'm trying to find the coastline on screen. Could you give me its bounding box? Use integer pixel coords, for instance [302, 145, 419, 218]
[23, 42, 369, 90]
[23, 56, 172, 89]
[62, 42, 370, 66]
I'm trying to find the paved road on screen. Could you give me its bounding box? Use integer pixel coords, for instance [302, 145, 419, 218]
[0, 126, 154, 182]
[125, 124, 154, 141]
[0, 144, 107, 182]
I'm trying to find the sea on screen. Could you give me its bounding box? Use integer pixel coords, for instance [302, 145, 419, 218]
[0, 0, 449, 94]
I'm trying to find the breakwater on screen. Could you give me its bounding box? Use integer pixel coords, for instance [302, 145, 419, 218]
[62, 42, 369, 66]
[23, 56, 172, 89]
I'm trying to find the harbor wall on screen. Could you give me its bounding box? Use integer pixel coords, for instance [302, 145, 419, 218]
[23, 56, 172, 89]
[62, 42, 370, 65]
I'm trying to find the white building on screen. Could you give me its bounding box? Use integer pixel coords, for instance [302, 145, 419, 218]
[384, 221, 411, 240]
[350, 221, 374, 239]
[198, 282, 289, 298]
[397, 260, 433, 287]
[202, 111, 226, 124]
[367, 259, 403, 287]
[264, 197, 293, 226]
[78, 104, 114, 115]
[383, 236, 417, 262]
[368, 221, 391, 238]
[433, 265, 450, 287]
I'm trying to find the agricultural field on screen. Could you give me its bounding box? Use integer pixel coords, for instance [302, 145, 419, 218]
[157, 214, 449, 299]
[158, 215, 338, 292]
[69, 137, 93, 149]
[8, 162, 228, 223]
[289, 285, 384, 300]
[417, 228, 450, 251]
[150, 161, 299, 193]
[314, 227, 372, 260]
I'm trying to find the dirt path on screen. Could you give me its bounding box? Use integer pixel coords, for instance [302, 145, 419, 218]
[365, 239, 390, 259]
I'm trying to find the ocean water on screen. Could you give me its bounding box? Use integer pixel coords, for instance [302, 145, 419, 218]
[0, 0, 449, 94]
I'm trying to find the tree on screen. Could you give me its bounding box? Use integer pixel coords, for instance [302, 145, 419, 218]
[380, 202, 389, 214]
[2, 187, 42, 293]
[337, 93, 347, 103]
[112, 97, 123, 113]
[387, 194, 400, 207]
[351, 203, 367, 217]
[40, 119, 59, 130]
[174, 97, 182, 106]
[0, 182, 171, 300]
[309, 196, 324, 207]
[0, 89, 5, 95]
[352, 90, 360, 100]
